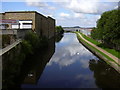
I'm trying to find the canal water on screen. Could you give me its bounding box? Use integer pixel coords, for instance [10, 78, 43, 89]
[21, 33, 120, 88]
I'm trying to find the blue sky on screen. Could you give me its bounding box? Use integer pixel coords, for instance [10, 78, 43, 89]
[1, 0, 119, 27]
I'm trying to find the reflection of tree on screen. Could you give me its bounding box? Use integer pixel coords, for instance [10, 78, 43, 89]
[21, 37, 55, 85]
[89, 59, 120, 88]
[55, 34, 64, 43]
[2, 38, 55, 89]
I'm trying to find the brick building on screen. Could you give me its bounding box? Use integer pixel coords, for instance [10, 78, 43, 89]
[0, 11, 55, 39]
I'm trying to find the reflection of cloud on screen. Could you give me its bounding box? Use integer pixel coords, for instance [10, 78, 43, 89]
[75, 73, 97, 88]
[47, 33, 98, 68]
[76, 74, 92, 80]
[80, 60, 89, 69]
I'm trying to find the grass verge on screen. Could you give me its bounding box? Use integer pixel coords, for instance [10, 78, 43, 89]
[76, 32, 120, 66]
[79, 32, 120, 59]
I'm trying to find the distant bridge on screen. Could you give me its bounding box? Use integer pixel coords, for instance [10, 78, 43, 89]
[63, 27, 81, 31]
[63, 27, 91, 35]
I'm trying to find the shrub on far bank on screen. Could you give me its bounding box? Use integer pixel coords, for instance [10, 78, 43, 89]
[56, 26, 64, 34]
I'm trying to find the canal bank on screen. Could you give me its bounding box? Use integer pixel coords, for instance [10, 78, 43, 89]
[76, 32, 120, 73]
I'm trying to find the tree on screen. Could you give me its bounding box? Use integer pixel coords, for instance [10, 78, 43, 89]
[55, 26, 64, 34]
[91, 9, 120, 50]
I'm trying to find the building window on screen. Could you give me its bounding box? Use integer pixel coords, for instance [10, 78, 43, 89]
[19, 20, 32, 29]
[23, 23, 32, 25]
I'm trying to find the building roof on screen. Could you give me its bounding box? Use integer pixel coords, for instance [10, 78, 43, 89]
[5, 11, 37, 13]
[4, 11, 55, 20]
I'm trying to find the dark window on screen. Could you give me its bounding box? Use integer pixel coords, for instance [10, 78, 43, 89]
[23, 23, 32, 25]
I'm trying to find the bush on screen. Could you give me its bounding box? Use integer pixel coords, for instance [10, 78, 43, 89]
[56, 26, 64, 34]
[21, 40, 32, 55]
[24, 31, 40, 49]
[2, 35, 10, 48]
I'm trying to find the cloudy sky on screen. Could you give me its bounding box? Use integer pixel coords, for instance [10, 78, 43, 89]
[1, 0, 119, 27]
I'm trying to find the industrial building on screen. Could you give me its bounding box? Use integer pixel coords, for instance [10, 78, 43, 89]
[0, 11, 55, 39]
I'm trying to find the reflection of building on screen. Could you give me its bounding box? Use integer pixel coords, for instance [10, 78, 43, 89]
[0, 11, 55, 39]
[23, 38, 55, 84]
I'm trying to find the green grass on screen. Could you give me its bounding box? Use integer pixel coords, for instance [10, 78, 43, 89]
[76, 32, 120, 66]
[78, 32, 120, 59]
[80, 32, 100, 45]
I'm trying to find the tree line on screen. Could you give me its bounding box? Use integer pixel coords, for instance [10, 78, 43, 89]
[91, 9, 120, 51]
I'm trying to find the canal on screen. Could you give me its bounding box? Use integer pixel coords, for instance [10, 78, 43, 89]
[2, 33, 120, 89]
[21, 33, 120, 88]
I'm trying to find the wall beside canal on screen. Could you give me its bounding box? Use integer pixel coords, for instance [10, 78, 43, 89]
[76, 33, 120, 74]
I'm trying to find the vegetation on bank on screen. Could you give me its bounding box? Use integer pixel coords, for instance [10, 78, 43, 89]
[55, 26, 64, 34]
[22, 31, 48, 54]
[76, 32, 120, 66]
[2, 35, 16, 48]
[55, 26, 64, 43]
[79, 32, 120, 59]
[91, 9, 120, 51]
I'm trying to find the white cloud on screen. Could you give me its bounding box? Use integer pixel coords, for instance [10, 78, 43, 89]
[66, 0, 99, 14]
[105, 0, 120, 2]
[26, 2, 48, 7]
[25, 1, 57, 17]
[24, 0, 118, 15]
[2, 0, 118, 27]
[56, 0, 118, 15]
[59, 12, 70, 17]
[74, 13, 85, 18]
[26, 2, 56, 11]
[1, 0, 120, 2]
[23, 0, 118, 27]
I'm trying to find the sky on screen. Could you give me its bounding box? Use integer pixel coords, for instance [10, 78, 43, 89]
[1, 0, 119, 27]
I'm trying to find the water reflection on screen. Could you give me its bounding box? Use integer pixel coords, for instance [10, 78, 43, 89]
[2, 37, 55, 89]
[33, 33, 119, 88]
[48, 33, 97, 68]
[55, 34, 64, 43]
[89, 59, 120, 88]
[22, 33, 99, 88]
[22, 38, 55, 84]
[2, 44, 24, 89]
[4, 33, 119, 88]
